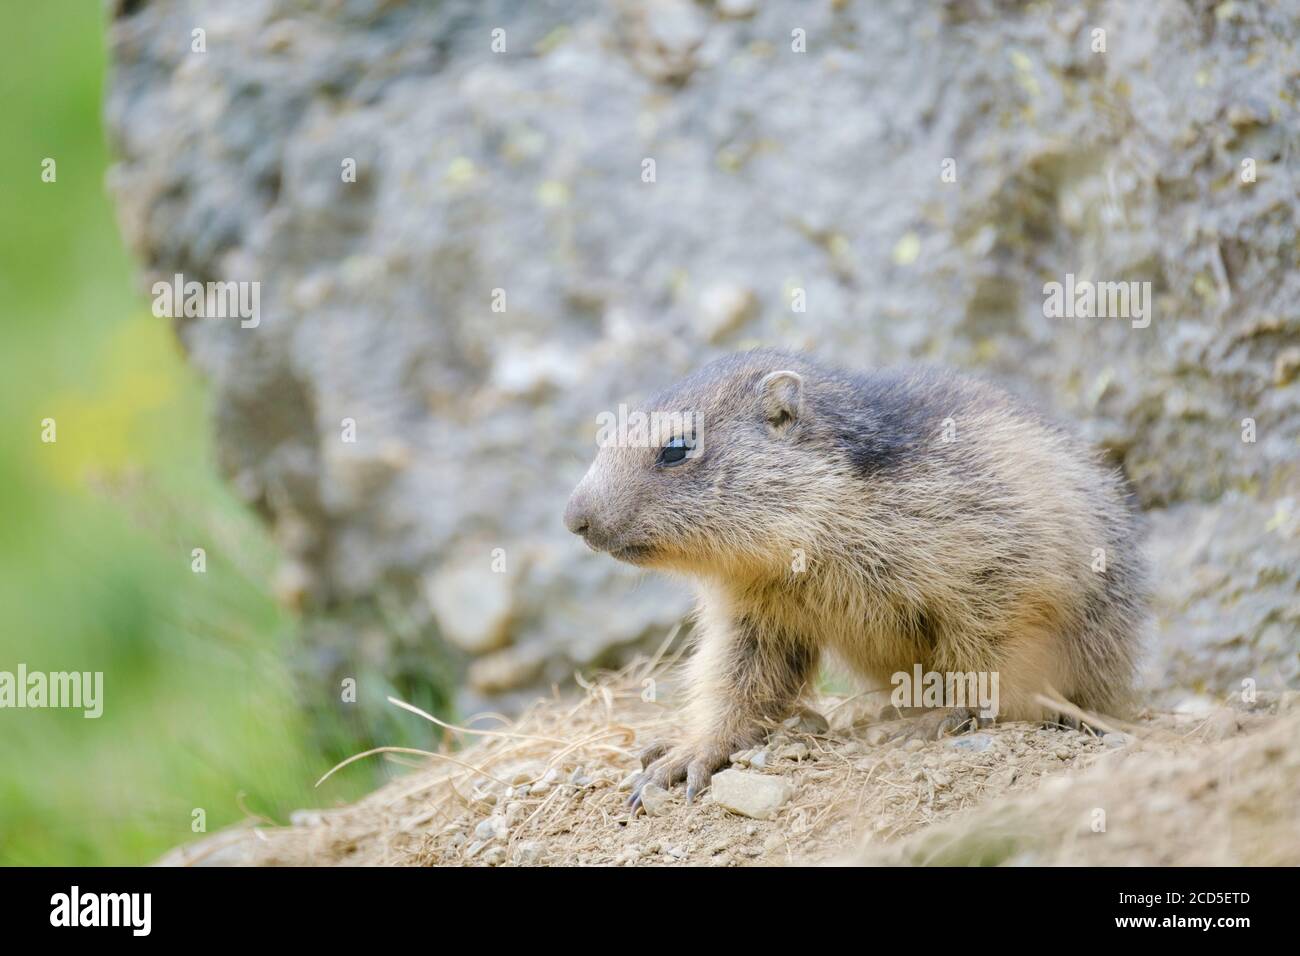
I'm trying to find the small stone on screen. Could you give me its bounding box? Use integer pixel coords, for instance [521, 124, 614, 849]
[717, 0, 758, 18]
[480, 846, 507, 866]
[665, 845, 686, 859]
[1174, 695, 1216, 717]
[903, 739, 926, 752]
[616, 844, 644, 863]
[710, 769, 793, 820]
[696, 282, 758, 343]
[776, 742, 809, 762]
[639, 783, 673, 816]
[541, 767, 561, 784]
[474, 816, 507, 841]
[865, 726, 892, 746]
[1101, 732, 1131, 749]
[513, 841, 544, 865]
[426, 561, 514, 654]
[1202, 708, 1240, 741]
[944, 733, 994, 752]
[748, 750, 770, 770]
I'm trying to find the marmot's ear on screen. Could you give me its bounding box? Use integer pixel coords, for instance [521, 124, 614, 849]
[758, 370, 803, 434]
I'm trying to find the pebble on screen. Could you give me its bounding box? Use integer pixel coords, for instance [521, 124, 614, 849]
[482, 816, 511, 841]
[638, 783, 672, 816]
[944, 733, 994, 752]
[710, 769, 793, 820]
[513, 841, 544, 865]
[776, 742, 809, 762]
[480, 846, 507, 866]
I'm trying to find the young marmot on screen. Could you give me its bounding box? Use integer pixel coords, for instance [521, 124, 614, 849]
[564, 350, 1148, 806]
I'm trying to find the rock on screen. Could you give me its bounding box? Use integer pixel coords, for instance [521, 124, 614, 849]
[568, 767, 593, 788]
[513, 841, 544, 865]
[710, 769, 792, 820]
[865, 726, 893, 747]
[105, 0, 1300, 735]
[1101, 732, 1132, 749]
[480, 846, 507, 866]
[944, 733, 994, 752]
[474, 816, 506, 841]
[1202, 708, 1240, 741]
[532, 767, 561, 796]
[696, 282, 758, 343]
[775, 742, 809, 762]
[1174, 695, 1217, 717]
[467, 648, 544, 695]
[716, 0, 758, 18]
[615, 843, 644, 864]
[426, 560, 515, 654]
[638, 783, 673, 816]
[748, 750, 770, 770]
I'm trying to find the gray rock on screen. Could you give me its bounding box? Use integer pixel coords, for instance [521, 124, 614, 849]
[104, 0, 1299, 739]
[944, 733, 994, 753]
[775, 742, 809, 762]
[638, 783, 672, 816]
[710, 769, 792, 820]
[513, 840, 544, 865]
[426, 560, 515, 654]
[474, 816, 506, 842]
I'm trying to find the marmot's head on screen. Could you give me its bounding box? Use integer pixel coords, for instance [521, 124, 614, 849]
[564, 351, 849, 578]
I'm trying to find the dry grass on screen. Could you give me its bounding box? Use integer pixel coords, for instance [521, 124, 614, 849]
[158, 657, 1299, 867]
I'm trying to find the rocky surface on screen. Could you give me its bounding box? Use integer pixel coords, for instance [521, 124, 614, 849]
[106, 0, 1298, 739]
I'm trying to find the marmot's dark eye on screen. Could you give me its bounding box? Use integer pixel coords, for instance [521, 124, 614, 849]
[657, 435, 693, 466]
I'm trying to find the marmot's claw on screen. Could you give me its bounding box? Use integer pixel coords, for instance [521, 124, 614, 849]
[684, 761, 713, 805]
[627, 744, 727, 811]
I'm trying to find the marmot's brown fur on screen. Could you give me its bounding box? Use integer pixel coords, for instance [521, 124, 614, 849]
[564, 350, 1149, 806]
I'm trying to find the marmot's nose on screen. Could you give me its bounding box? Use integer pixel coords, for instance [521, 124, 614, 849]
[563, 494, 592, 538]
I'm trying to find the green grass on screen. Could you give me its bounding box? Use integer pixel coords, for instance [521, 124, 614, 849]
[0, 1, 367, 865]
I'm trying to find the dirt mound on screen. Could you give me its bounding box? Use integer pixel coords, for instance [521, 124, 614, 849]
[160, 660, 1298, 867]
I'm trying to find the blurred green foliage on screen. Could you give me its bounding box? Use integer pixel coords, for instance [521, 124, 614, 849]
[0, 2, 368, 865]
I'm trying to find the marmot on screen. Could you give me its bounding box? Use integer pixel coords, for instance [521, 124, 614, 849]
[564, 350, 1148, 807]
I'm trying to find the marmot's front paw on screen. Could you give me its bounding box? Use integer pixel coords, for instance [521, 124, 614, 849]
[628, 738, 734, 812]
